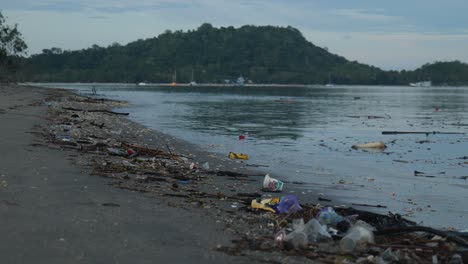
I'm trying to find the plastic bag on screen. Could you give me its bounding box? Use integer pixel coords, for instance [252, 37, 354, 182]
[277, 195, 302, 214]
[316, 207, 344, 226]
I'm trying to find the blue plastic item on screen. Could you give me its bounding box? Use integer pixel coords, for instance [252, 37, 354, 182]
[277, 195, 302, 214]
[316, 207, 344, 226]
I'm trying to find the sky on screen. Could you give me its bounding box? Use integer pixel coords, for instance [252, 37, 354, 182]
[1, 0, 468, 70]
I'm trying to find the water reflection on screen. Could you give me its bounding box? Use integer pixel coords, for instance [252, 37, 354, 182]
[179, 99, 312, 140]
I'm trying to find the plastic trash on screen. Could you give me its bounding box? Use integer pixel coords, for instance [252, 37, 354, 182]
[56, 134, 72, 142]
[382, 248, 399, 262]
[239, 134, 246, 140]
[303, 218, 332, 243]
[107, 148, 127, 157]
[189, 162, 198, 170]
[126, 148, 137, 157]
[316, 207, 344, 226]
[202, 162, 210, 170]
[449, 254, 463, 264]
[339, 220, 375, 253]
[250, 197, 280, 213]
[277, 195, 302, 214]
[285, 219, 308, 249]
[351, 141, 386, 149]
[263, 174, 284, 192]
[286, 230, 308, 249]
[121, 160, 136, 167]
[228, 152, 249, 160]
[292, 218, 304, 230]
[274, 229, 287, 248]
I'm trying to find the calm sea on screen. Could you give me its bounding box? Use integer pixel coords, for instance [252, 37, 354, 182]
[36, 83, 468, 229]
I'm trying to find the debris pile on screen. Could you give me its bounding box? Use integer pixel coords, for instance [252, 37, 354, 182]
[36, 92, 468, 263]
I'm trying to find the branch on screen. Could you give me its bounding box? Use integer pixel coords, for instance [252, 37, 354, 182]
[62, 107, 129, 115]
[376, 226, 468, 247]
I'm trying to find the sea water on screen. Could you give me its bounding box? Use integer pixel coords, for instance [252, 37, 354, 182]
[37, 83, 468, 229]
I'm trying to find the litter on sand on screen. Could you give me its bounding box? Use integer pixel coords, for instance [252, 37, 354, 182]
[228, 152, 249, 160]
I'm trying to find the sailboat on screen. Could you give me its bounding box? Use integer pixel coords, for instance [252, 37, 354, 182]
[325, 72, 335, 87]
[189, 69, 197, 86]
[171, 70, 177, 87]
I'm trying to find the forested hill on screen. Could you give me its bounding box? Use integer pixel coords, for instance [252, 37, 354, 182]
[15, 24, 468, 85]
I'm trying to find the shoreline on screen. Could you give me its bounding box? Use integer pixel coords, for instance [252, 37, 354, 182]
[2, 84, 467, 263]
[24, 82, 468, 89]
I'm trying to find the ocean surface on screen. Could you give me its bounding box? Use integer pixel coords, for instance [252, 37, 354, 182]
[36, 83, 468, 229]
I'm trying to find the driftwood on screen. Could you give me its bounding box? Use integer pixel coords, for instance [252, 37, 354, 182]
[414, 170, 468, 180]
[346, 115, 390, 119]
[351, 203, 387, 208]
[375, 226, 468, 247]
[382, 131, 465, 135]
[121, 142, 181, 160]
[62, 107, 129, 115]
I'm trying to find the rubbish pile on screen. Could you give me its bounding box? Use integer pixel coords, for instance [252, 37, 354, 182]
[229, 194, 468, 263]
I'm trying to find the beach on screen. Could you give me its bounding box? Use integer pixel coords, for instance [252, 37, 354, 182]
[1, 84, 467, 263]
[0, 84, 270, 263]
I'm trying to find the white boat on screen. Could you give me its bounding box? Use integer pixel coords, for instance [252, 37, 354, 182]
[409, 81, 431, 87]
[189, 69, 197, 86]
[325, 72, 335, 87]
[138, 82, 147, 86]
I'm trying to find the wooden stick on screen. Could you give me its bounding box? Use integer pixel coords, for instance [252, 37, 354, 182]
[375, 226, 468, 247]
[62, 107, 129, 115]
[351, 203, 387, 208]
[382, 131, 465, 135]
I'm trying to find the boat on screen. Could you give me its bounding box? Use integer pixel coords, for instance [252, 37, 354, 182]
[189, 69, 197, 86]
[138, 82, 147, 86]
[171, 70, 177, 87]
[325, 72, 335, 87]
[409, 81, 431, 87]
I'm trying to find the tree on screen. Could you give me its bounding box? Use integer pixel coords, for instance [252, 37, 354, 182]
[0, 11, 28, 81]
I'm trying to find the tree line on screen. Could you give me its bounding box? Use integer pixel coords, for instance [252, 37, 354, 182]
[2, 15, 468, 85]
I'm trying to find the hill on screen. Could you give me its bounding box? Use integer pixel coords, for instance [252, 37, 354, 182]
[14, 24, 468, 85]
[17, 24, 387, 84]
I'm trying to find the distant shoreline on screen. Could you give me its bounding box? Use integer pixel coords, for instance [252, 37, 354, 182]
[22, 82, 468, 88]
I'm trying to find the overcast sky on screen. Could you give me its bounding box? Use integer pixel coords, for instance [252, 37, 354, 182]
[1, 0, 467, 70]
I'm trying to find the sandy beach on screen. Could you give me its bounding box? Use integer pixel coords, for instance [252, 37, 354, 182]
[1, 84, 467, 263]
[0, 84, 267, 263]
